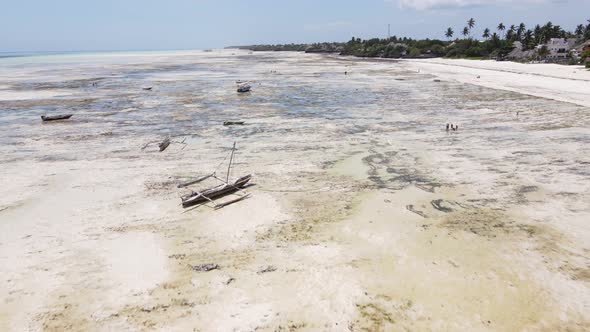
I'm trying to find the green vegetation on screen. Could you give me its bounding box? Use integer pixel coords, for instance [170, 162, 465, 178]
[340, 37, 446, 58]
[445, 18, 588, 57]
[445, 37, 514, 59]
[231, 42, 348, 53]
[232, 18, 590, 62]
[233, 43, 320, 52]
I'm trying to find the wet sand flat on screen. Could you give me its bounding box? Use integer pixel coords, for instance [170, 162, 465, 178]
[0, 50, 589, 331]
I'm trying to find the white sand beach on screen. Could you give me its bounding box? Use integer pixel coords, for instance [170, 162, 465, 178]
[404, 58, 590, 107]
[0, 50, 589, 331]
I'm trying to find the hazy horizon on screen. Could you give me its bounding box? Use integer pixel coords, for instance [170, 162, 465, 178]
[1, 0, 589, 52]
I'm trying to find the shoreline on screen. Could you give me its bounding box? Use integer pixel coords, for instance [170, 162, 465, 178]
[321, 53, 590, 107]
[403, 58, 590, 107]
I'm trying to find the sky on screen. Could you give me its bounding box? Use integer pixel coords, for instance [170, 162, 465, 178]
[1, 0, 589, 52]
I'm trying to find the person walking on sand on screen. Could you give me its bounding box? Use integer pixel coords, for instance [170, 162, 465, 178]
[446, 123, 450, 131]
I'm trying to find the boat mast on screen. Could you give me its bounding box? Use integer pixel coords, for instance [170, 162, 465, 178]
[226, 142, 236, 183]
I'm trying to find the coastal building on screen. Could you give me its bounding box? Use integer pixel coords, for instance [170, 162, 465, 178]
[545, 38, 576, 60]
[571, 40, 590, 59]
[506, 41, 534, 60]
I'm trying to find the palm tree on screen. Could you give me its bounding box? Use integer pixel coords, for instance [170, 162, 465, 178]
[497, 23, 506, 39]
[467, 18, 476, 38]
[534, 24, 543, 44]
[506, 30, 514, 42]
[491, 33, 500, 44]
[445, 27, 454, 40]
[507, 25, 515, 41]
[523, 30, 534, 50]
[483, 28, 490, 40]
[575, 24, 585, 38]
[537, 45, 549, 59]
[517, 23, 526, 40]
[462, 26, 470, 39]
[543, 21, 554, 40]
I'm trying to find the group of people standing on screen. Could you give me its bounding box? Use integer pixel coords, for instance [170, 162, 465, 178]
[446, 123, 459, 132]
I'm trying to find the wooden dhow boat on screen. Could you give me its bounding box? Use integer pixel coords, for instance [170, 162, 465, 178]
[180, 142, 251, 209]
[41, 114, 73, 121]
[181, 174, 251, 208]
[237, 83, 251, 93]
[223, 121, 245, 126]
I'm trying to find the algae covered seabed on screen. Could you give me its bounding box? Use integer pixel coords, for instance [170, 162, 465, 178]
[0, 50, 589, 331]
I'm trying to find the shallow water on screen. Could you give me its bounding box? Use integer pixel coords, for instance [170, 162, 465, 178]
[1, 49, 589, 221]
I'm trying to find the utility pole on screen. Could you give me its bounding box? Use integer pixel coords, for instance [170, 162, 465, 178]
[388, 24, 391, 40]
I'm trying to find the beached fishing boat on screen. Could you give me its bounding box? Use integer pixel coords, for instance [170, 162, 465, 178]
[180, 142, 251, 209]
[158, 137, 171, 152]
[237, 84, 251, 93]
[181, 175, 251, 208]
[223, 121, 245, 126]
[41, 114, 73, 121]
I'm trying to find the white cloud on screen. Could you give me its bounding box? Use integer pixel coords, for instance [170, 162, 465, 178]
[396, 0, 544, 10]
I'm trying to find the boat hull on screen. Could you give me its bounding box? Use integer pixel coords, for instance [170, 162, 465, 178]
[41, 114, 73, 121]
[237, 85, 251, 93]
[182, 175, 251, 208]
[223, 121, 245, 126]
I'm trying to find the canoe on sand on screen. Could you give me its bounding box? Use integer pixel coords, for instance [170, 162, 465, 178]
[41, 114, 73, 121]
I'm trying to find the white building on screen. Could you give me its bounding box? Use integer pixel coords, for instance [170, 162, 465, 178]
[545, 38, 576, 59]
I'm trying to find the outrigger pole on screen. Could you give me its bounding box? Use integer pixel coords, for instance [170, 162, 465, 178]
[226, 142, 236, 183]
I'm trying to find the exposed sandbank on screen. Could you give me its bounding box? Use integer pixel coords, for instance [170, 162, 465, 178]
[0, 50, 589, 331]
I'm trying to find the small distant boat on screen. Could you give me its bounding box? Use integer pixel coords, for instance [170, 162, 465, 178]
[237, 84, 251, 93]
[158, 137, 171, 152]
[41, 114, 73, 122]
[142, 87, 153, 91]
[223, 121, 245, 126]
